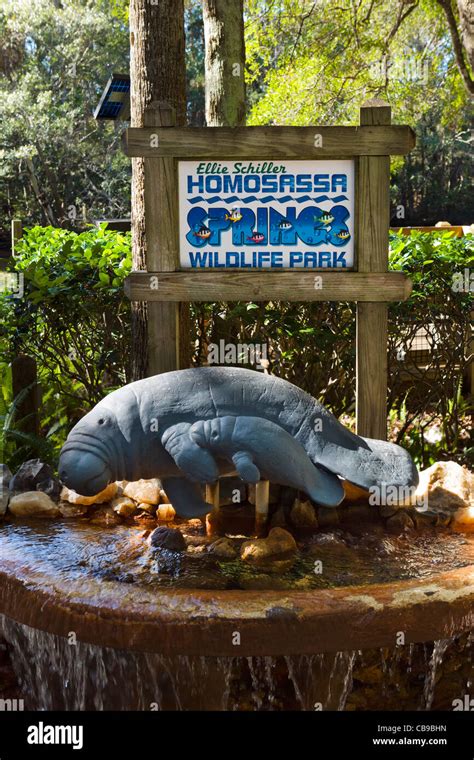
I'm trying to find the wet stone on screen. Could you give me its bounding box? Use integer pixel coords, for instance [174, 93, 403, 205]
[149, 526, 186, 552]
[207, 537, 240, 559]
[386, 510, 415, 533]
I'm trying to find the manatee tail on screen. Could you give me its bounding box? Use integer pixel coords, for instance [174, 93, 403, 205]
[303, 414, 419, 492]
[304, 464, 345, 507]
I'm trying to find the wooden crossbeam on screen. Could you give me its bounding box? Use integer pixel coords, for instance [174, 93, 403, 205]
[122, 125, 415, 158]
[125, 270, 411, 302]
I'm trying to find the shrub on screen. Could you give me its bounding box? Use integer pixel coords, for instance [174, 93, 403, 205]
[0, 224, 132, 465]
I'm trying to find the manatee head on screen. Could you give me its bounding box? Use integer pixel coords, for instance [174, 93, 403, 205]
[59, 406, 122, 496]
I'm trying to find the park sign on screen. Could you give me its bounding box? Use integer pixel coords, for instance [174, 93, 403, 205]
[122, 100, 415, 442]
[178, 159, 355, 269]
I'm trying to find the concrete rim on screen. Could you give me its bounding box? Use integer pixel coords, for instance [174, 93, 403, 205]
[0, 556, 473, 656]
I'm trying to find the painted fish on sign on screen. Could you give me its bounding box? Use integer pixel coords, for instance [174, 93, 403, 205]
[178, 159, 355, 269]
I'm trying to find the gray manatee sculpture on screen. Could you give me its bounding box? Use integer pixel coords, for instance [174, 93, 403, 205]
[59, 367, 418, 518]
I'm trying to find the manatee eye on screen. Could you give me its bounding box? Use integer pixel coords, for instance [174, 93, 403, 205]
[98, 418, 105, 425]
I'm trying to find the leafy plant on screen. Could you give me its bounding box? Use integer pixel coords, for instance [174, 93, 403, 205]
[0, 224, 132, 466]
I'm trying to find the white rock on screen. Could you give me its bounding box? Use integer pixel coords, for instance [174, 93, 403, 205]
[404, 461, 473, 512]
[156, 504, 176, 521]
[111, 496, 137, 518]
[123, 479, 161, 505]
[60, 482, 117, 506]
[9, 491, 60, 517]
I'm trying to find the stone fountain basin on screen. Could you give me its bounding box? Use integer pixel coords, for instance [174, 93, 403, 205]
[0, 553, 473, 657]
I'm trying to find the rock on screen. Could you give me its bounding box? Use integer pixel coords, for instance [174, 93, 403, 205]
[159, 489, 171, 504]
[386, 510, 415, 532]
[58, 502, 89, 518]
[186, 543, 208, 555]
[111, 496, 137, 518]
[115, 480, 128, 495]
[60, 482, 117, 505]
[412, 509, 437, 529]
[9, 491, 60, 518]
[290, 499, 318, 528]
[0, 464, 12, 517]
[317, 506, 340, 527]
[207, 537, 239, 559]
[137, 502, 157, 515]
[269, 506, 287, 529]
[124, 479, 161, 505]
[451, 508, 474, 533]
[133, 512, 157, 527]
[241, 527, 297, 566]
[9, 459, 61, 501]
[403, 461, 473, 512]
[148, 526, 186, 552]
[156, 504, 176, 521]
[89, 506, 121, 526]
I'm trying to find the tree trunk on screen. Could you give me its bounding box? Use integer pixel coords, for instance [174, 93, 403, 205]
[437, 0, 474, 94]
[129, 0, 187, 379]
[457, 0, 474, 72]
[203, 0, 246, 126]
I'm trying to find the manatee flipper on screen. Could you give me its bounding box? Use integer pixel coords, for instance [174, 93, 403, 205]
[161, 423, 219, 483]
[232, 451, 260, 483]
[161, 477, 212, 518]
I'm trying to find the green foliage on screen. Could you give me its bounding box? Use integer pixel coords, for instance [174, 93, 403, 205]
[387, 231, 473, 467]
[244, 0, 473, 224]
[0, 224, 132, 466]
[0, 0, 130, 232]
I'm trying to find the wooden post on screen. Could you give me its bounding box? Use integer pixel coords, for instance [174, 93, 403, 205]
[254, 480, 270, 537]
[356, 99, 391, 440]
[144, 102, 180, 375]
[205, 481, 220, 536]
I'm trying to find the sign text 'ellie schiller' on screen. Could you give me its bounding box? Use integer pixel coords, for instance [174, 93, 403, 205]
[178, 159, 355, 269]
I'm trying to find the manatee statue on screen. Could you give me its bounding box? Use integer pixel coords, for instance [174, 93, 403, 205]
[59, 367, 418, 518]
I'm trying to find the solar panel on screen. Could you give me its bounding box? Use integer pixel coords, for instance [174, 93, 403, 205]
[94, 73, 131, 120]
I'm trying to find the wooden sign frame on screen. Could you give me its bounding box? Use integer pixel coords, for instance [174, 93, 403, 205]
[123, 99, 416, 441]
